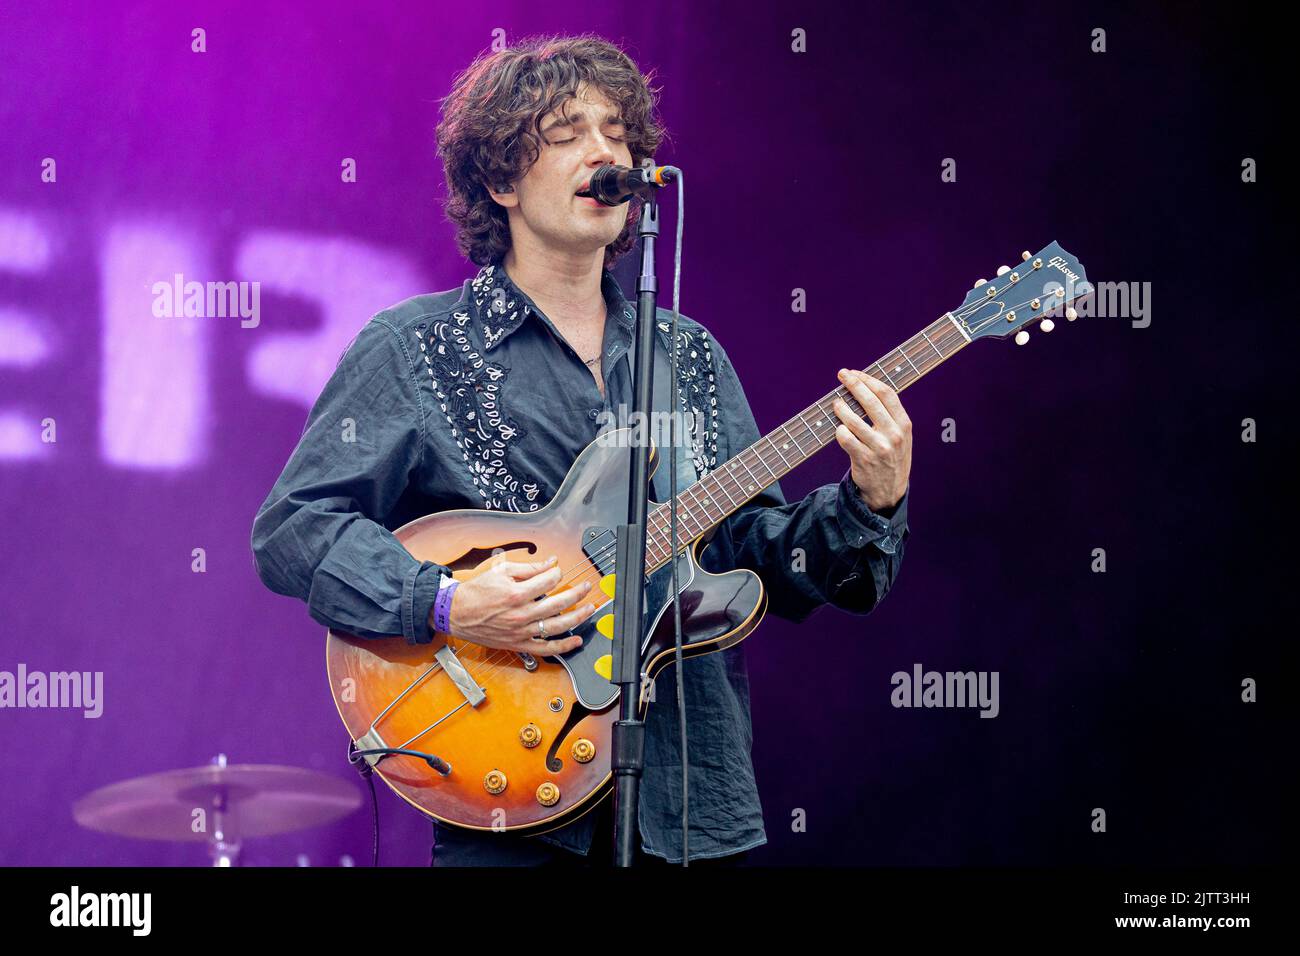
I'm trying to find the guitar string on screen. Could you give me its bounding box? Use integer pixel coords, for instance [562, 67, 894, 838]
[375, 281, 1066, 741]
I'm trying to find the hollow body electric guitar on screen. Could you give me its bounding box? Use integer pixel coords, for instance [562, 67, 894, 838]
[327, 242, 1090, 834]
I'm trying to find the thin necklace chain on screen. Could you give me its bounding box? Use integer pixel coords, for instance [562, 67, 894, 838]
[575, 303, 607, 367]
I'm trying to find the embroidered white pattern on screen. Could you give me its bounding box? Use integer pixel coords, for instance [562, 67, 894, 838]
[418, 309, 542, 512]
[471, 263, 525, 350]
[657, 321, 720, 478]
[422, 263, 722, 506]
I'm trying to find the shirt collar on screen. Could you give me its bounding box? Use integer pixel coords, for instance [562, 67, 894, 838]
[469, 262, 635, 351]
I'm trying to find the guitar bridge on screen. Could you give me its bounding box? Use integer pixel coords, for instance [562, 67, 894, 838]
[435, 644, 487, 707]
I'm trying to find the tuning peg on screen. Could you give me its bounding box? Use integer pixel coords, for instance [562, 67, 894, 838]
[1066, 307, 1078, 322]
[996, 265, 1011, 276]
[973, 278, 987, 289]
[1021, 250, 1031, 261]
[1040, 319, 1055, 332]
[1014, 330, 1030, 345]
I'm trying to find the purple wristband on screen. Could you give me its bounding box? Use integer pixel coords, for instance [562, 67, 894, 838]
[433, 578, 458, 634]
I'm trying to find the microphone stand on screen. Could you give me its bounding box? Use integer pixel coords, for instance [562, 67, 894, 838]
[609, 189, 661, 868]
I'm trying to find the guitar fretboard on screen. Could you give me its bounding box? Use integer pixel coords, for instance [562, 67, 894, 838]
[642, 312, 971, 571]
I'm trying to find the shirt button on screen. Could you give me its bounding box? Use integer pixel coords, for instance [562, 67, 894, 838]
[588, 409, 601, 421]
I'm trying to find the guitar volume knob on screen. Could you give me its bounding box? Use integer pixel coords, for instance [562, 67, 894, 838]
[571, 738, 596, 763]
[518, 723, 542, 748]
[536, 782, 561, 807]
[483, 770, 507, 795]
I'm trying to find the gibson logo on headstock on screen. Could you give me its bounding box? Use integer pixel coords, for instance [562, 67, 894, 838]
[1047, 255, 1081, 286]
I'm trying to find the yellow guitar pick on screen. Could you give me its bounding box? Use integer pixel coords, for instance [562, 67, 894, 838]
[593, 654, 612, 680]
[596, 613, 615, 639]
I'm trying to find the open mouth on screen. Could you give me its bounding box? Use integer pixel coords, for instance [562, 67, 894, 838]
[575, 181, 593, 199]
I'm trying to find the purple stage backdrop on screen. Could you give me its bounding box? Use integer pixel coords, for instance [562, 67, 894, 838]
[0, 1, 1286, 866]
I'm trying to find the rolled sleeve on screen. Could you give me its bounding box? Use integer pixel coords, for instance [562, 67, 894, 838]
[404, 561, 448, 645]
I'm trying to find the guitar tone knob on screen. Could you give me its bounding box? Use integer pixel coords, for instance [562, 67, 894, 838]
[536, 782, 561, 807]
[571, 738, 596, 763]
[483, 770, 507, 795]
[519, 723, 542, 748]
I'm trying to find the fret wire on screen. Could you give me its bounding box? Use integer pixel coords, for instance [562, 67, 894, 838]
[652, 516, 682, 558]
[899, 344, 926, 383]
[658, 494, 700, 553]
[921, 328, 943, 359]
[798, 411, 820, 445]
[913, 336, 936, 369]
[735, 451, 766, 495]
[779, 423, 806, 457]
[690, 481, 722, 525]
[676, 486, 704, 538]
[767, 434, 792, 469]
[811, 402, 836, 437]
[706, 471, 739, 510]
[753, 441, 781, 483]
[717, 458, 750, 503]
[899, 344, 921, 377]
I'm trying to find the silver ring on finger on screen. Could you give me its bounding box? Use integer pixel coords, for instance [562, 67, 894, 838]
[537, 618, 547, 640]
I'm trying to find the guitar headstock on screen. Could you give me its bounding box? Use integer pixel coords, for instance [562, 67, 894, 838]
[950, 241, 1089, 345]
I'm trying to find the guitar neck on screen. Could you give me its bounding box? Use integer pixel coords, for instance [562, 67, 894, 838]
[643, 312, 972, 572]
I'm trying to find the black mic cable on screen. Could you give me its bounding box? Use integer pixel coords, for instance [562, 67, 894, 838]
[662, 167, 690, 867]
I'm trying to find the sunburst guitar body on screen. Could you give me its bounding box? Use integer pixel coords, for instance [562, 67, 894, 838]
[326, 433, 766, 834]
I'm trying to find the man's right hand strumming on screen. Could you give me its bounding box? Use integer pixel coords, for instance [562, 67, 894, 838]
[442, 555, 595, 656]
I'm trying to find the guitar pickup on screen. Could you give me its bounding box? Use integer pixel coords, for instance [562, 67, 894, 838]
[435, 644, 486, 707]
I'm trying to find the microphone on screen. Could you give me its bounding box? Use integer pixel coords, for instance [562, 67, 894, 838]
[587, 164, 679, 205]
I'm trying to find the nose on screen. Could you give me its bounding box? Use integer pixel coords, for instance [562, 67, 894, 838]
[586, 132, 618, 167]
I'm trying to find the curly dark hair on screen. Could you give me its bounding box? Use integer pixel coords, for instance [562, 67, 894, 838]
[436, 34, 666, 268]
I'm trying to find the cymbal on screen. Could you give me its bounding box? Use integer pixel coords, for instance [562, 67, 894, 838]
[73, 763, 362, 841]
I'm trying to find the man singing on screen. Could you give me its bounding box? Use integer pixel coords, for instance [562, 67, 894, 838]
[251, 34, 912, 866]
